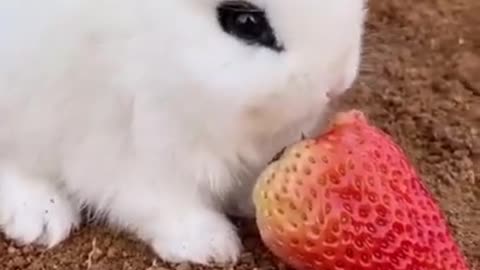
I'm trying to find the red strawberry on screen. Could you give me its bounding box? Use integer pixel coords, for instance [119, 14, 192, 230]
[253, 110, 470, 270]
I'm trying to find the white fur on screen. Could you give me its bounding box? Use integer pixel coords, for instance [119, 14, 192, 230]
[0, 0, 366, 265]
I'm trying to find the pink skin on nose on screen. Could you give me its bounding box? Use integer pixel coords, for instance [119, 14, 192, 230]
[326, 89, 342, 99]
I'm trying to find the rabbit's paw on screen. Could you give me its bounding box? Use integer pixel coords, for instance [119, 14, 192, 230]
[150, 208, 241, 265]
[0, 170, 80, 247]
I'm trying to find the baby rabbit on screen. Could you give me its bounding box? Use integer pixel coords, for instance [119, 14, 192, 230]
[0, 0, 366, 265]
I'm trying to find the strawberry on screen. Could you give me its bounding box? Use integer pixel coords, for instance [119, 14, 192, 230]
[253, 110, 470, 270]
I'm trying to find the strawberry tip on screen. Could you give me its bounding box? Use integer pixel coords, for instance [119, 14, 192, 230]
[332, 109, 368, 127]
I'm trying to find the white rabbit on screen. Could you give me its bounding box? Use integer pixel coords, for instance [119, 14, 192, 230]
[0, 0, 366, 265]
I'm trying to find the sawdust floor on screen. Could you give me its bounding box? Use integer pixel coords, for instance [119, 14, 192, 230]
[1, 0, 479, 269]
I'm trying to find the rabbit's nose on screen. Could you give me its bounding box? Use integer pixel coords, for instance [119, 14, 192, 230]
[326, 89, 342, 99]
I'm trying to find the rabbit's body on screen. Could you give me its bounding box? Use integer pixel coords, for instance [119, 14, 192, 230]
[0, 0, 366, 264]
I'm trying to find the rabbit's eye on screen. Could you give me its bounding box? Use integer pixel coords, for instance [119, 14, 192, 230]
[217, 1, 283, 52]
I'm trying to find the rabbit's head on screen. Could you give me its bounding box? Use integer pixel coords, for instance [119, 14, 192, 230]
[138, 0, 366, 140]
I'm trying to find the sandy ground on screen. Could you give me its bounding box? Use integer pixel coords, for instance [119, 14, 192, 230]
[1, 0, 479, 269]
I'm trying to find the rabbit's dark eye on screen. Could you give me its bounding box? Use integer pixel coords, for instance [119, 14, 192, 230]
[217, 1, 283, 52]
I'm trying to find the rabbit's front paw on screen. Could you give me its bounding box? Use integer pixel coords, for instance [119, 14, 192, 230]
[150, 208, 241, 265]
[0, 170, 80, 247]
